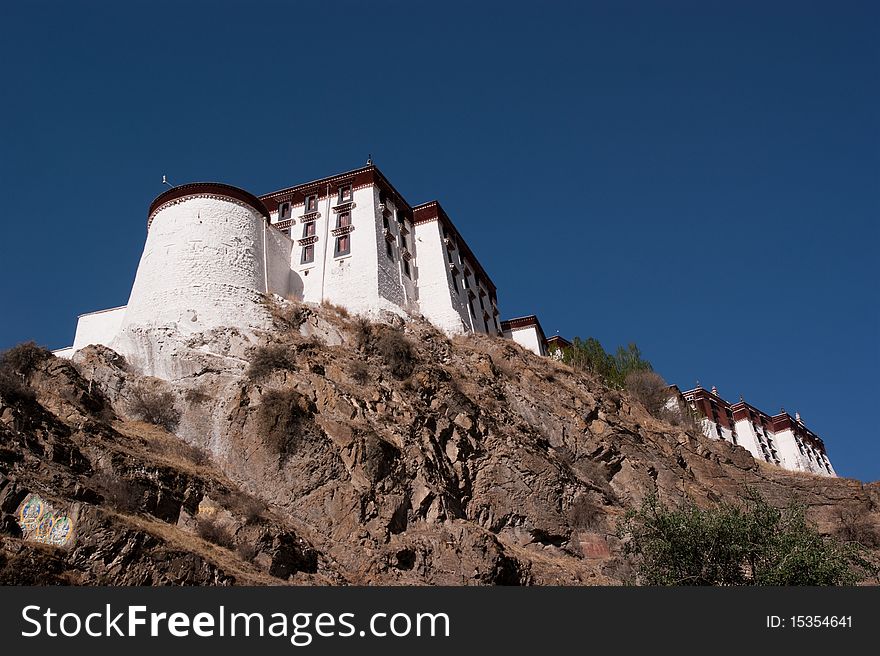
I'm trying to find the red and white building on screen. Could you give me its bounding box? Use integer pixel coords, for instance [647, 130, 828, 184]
[56, 163, 553, 367]
[674, 385, 835, 476]
[501, 315, 549, 357]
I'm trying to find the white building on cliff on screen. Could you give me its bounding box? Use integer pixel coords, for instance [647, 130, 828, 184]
[672, 385, 835, 477]
[57, 164, 547, 361]
[53, 162, 835, 478]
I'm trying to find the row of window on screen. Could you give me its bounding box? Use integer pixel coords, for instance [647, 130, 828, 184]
[298, 236, 351, 264]
[278, 184, 354, 221]
[443, 236, 498, 334]
[382, 212, 412, 278]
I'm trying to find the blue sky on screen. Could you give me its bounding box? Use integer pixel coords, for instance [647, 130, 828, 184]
[1, 1, 877, 481]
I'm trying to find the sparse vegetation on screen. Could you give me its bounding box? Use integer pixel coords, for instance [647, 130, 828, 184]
[127, 380, 180, 431]
[562, 337, 653, 389]
[374, 328, 416, 379]
[321, 301, 350, 318]
[196, 516, 235, 549]
[570, 495, 605, 531]
[352, 316, 372, 350]
[263, 296, 309, 330]
[246, 344, 298, 380]
[624, 370, 670, 417]
[257, 388, 315, 459]
[618, 490, 866, 585]
[348, 359, 371, 384]
[214, 489, 267, 525]
[0, 368, 34, 402]
[0, 342, 53, 403]
[236, 541, 260, 562]
[1, 342, 54, 376]
[93, 472, 148, 513]
[183, 387, 213, 404]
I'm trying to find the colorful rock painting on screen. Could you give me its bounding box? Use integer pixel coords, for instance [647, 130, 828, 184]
[15, 493, 75, 546]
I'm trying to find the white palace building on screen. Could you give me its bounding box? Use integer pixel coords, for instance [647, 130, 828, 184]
[55, 162, 835, 477]
[57, 163, 550, 360]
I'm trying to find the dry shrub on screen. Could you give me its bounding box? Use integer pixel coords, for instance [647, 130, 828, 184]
[214, 489, 267, 525]
[0, 369, 34, 403]
[264, 296, 309, 330]
[196, 517, 235, 548]
[92, 472, 148, 513]
[183, 388, 213, 404]
[348, 359, 371, 384]
[164, 439, 210, 467]
[836, 510, 880, 548]
[374, 328, 416, 379]
[236, 542, 260, 562]
[570, 495, 605, 530]
[351, 317, 372, 350]
[127, 380, 180, 431]
[624, 370, 671, 418]
[0, 342, 53, 376]
[321, 301, 350, 318]
[0, 342, 52, 403]
[246, 344, 298, 380]
[257, 388, 315, 458]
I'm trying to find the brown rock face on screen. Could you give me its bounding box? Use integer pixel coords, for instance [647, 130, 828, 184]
[1, 303, 878, 585]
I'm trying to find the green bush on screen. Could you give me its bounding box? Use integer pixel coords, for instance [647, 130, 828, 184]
[617, 491, 864, 585]
[562, 337, 652, 389]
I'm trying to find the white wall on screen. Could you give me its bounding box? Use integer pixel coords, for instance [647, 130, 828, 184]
[503, 325, 546, 356]
[72, 306, 127, 351]
[120, 195, 284, 335]
[732, 419, 768, 463]
[412, 220, 469, 334]
[770, 429, 833, 476]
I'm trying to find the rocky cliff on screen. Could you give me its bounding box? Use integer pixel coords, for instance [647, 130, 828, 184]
[1, 300, 877, 584]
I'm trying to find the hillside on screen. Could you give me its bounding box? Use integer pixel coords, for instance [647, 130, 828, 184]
[1, 300, 877, 585]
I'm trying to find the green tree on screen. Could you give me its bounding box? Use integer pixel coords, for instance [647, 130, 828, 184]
[563, 337, 653, 389]
[617, 491, 864, 586]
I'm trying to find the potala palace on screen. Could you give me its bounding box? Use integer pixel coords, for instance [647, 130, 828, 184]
[55, 162, 835, 477]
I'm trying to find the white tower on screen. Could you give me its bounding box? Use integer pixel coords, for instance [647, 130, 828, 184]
[111, 183, 293, 375]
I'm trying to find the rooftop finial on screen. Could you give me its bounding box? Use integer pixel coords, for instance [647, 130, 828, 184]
[711, 385, 718, 396]
[366, 154, 373, 165]
[796, 411, 802, 423]
[161, 174, 174, 188]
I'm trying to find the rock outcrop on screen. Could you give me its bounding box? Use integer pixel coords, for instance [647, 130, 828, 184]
[1, 300, 877, 584]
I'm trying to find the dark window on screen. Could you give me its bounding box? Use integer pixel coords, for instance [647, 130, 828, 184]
[335, 234, 351, 257]
[337, 211, 351, 228]
[382, 215, 390, 230]
[303, 222, 316, 238]
[338, 184, 352, 203]
[403, 259, 411, 278]
[400, 231, 408, 249]
[301, 244, 314, 264]
[279, 202, 291, 220]
[451, 273, 459, 293]
[385, 239, 394, 260]
[446, 248, 453, 264]
[305, 194, 318, 213]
